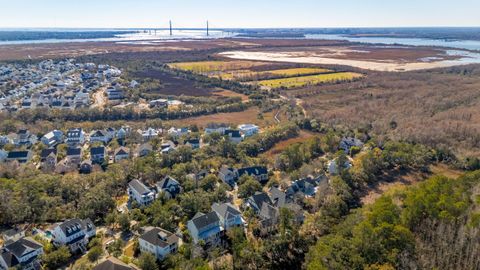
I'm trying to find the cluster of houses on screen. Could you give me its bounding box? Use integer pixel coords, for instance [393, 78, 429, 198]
[0, 123, 261, 175]
[0, 59, 127, 112]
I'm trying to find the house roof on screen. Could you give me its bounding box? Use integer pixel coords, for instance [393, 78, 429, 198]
[268, 187, 286, 207]
[91, 130, 107, 137]
[66, 147, 81, 156]
[190, 212, 219, 231]
[139, 227, 179, 248]
[115, 147, 129, 156]
[40, 148, 56, 159]
[90, 147, 105, 155]
[225, 129, 241, 138]
[93, 257, 135, 270]
[249, 192, 272, 210]
[157, 176, 180, 190]
[67, 128, 82, 138]
[3, 237, 42, 260]
[212, 203, 241, 220]
[7, 151, 30, 159]
[57, 218, 94, 238]
[128, 179, 151, 195]
[237, 166, 267, 177]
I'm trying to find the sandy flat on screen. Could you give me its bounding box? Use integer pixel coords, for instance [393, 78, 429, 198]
[219, 50, 468, 72]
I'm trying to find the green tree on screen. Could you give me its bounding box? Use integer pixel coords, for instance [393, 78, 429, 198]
[238, 178, 262, 199]
[87, 246, 103, 262]
[138, 252, 159, 270]
[42, 246, 71, 270]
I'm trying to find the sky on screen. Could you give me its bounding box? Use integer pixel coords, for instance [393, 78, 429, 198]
[1, 0, 479, 29]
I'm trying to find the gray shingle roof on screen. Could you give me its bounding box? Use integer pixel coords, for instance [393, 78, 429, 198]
[191, 211, 219, 231]
[128, 179, 151, 195]
[139, 227, 178, 248]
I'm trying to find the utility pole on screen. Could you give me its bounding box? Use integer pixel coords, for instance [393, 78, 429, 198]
[207, 20, 209, 36]
[169, 20, 172, 36]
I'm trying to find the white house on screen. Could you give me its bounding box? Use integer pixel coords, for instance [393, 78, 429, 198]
[204, 123, 229, 135]
[66, 128, 85, 146]
[89, 130, 110, 144]
[50, 218, 96, 253]
[0, 237, 43, 270]
[41, 130, 63, 147]
[187, 212, 224, 246]
[128, 180, 155, 207]
[138, 227, 180, 261]
[238, 124, 259, 137]
[167, 127, 189, 138]
[114, 147, 130, 162]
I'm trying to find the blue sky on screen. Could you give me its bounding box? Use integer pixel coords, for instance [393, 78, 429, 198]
[1, 0, 479, 28]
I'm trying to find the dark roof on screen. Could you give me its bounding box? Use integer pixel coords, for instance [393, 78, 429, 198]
[0, 249, 18, 268]
[191, 211, 219, 231]
[91, 130, 106, 137]
[237, 166, 267, 177]
[139, 227, 179, 248]
[57, 218, 93, 238]
[249, 192, 272, 210]
[66, 147, 81, 156]
[186, 138, 200, 145]
[93, 258, 134, 270]
[157, 176, 180, 190]
[4, 237, 42, 259]
[115, 147, 129, 156]
[269, 187, 286, 207]
[225, 129, 241, 138]
[128, 180, 151, 195]
[90, 147, 105, 155]
[7, 151, 30, 159]
[3, 228, 23, 237]
[40, 148, 56, 159]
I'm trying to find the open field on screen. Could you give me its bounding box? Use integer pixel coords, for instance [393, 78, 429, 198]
[131, 69, 216, 97]
[256, 72, 363, 89]
[168, 60, 268, 73]
[212, 67, 332, 81]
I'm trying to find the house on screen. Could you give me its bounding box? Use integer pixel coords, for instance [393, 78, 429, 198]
[114, 147, 130, 162]
[136, 143, 153, 157]
[50, 218, 96, 253]
[268, 187, 287, 207]
[0, 237, 43, 270]
[105, 127, 116, 141]
[2, 228, 25, 242]
[138, 128, 159, 142]
[160, 141, 176, 154]
[149, 99, 168, 109]
[245, 192, 273, 214]
[155, 176, 181, 199]
[339, 137, 363, 154]
[128, 180, 155, 207]
[93, 257, 137, 270]
[90, 146, 106, 164]
[41, 130, 63, 147]
[139, 227, 180, 261]
[218, 166, 237, 187]
[238, 124, 259, 137]
[328, 158, 352, 175]
[66, 147, 82, 165]
[40, 149, 57, 171]
[90, 130, 110, 144]
[286, 175, 325, 199]
[167, 127, 189, 138]
[237, 166, 269, 184]
[14, 129, 37, 147]
[187, 212, 224, 246]
[212, 203, 244, 230]
[6, 151, 32, 163]
[204, 123, 229, 135]
[185, 138, 200, 149]
[116, 127, 129, 140]
[224, 129, 242, 144]
[66, 128, 85, 146]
